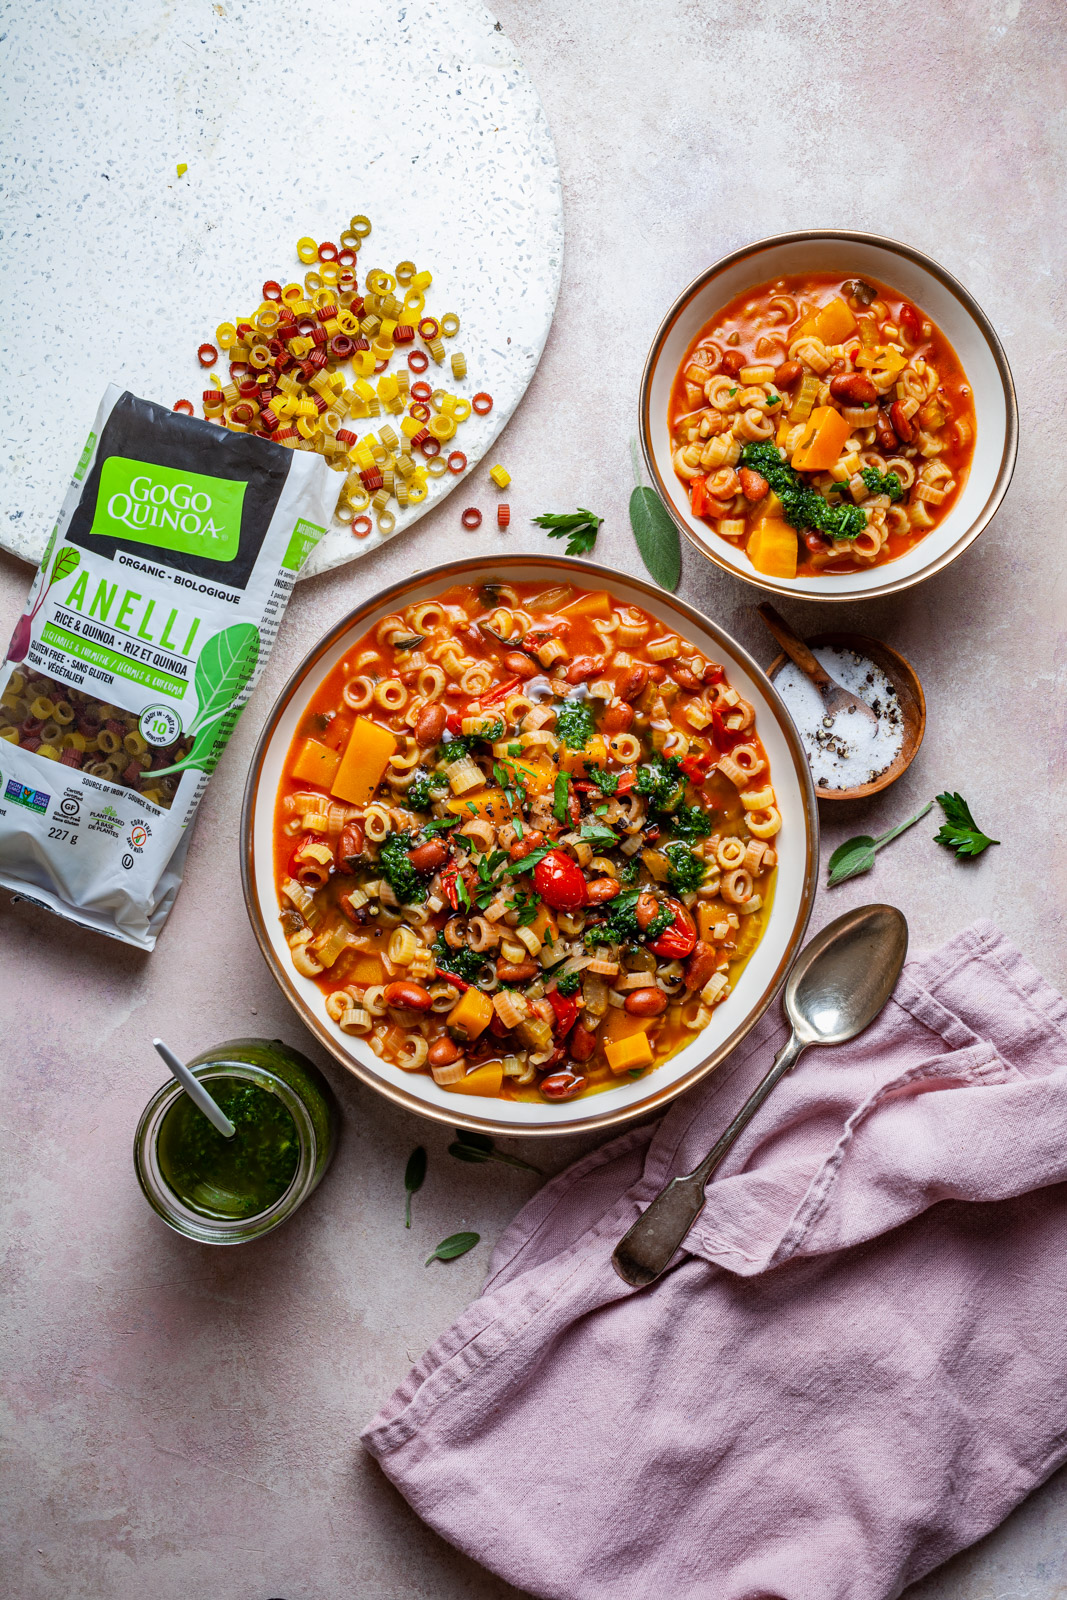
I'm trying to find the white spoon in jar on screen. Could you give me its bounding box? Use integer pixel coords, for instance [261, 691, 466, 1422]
[153, 1038, 235, 1139]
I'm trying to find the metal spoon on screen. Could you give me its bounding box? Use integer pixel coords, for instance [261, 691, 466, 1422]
[611, 904, 908, 1288]
[757, 602, 878, 725]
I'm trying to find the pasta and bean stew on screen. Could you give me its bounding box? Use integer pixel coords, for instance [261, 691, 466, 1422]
[273, 581, 781, 1102]
[669, 273, 976, 579]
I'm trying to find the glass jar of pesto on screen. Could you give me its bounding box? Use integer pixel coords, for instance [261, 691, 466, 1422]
[134, 1038, 338, 1244]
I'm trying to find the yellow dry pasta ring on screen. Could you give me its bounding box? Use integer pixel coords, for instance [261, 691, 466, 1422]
[376, 510, 396, 534]
[366, 268, 395, 295]
[349, 215, 372, 239]
[346, 485, 371, 510]
[424, 457, 448, 478]
[450, 352, 467, 380]
[297, 236, 319, 265]
[403, 290, 425, 317]
[304, 270, 324, 294]
[428, 415, 456, 441]
[407, 481, 429, 500]
[335, 501, 355, 524]
[320, 261, 341, 286]
[394, 260, 416, 286]
[339, 229, 360, 252]
[281, 283, 303, 304]
[451, 398, 472, 423]
[440, 313, 460, 338]
[215, 322, 238, 349]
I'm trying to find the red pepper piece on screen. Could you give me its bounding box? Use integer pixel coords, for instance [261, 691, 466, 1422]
[680, 753, 711, 785]
[440, 867, 462, 911]
[434, 964, 469, 991]
[615, 771, 636, 794]
[481, 675, 521, 707]
[533, 850, 588, 911]
[546, 986, 579, 1038]
[445, 712, 463, 735]
[690, 474, 708, 517]
[711, 706, 746, 752]
[648, 899, 697, 960]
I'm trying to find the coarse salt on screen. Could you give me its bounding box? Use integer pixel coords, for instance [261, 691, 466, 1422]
[774, 647, 904, 791]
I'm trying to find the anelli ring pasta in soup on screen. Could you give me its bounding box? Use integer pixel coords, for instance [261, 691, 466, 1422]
[273, 579, 780, 1103]
[669, 273, 976, 579]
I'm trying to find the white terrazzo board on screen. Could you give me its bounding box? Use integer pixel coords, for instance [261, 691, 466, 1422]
[0, 0, 563, 579]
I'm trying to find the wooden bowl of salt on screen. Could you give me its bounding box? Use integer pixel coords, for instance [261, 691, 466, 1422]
[764, 633, 926, 802]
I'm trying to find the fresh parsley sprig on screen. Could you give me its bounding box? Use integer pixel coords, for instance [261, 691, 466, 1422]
[933, 792, 999, 859]
[533, 508, 603, 557]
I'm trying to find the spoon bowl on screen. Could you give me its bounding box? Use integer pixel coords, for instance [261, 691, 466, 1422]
[788, 904, 909, 1047]
[612, 904, 909, 1287]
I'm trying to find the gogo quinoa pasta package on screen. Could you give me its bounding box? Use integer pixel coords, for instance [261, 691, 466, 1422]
[0, 386, 333, 949]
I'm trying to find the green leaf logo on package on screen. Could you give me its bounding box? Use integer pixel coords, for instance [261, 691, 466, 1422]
[153, 622, 261, 776]
[93, 456, 247, 562]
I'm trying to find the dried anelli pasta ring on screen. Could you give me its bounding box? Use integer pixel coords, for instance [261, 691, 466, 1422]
[472, 392, 493, 415]
[173, 399, 194, 415]
[407, 350, 429, 374]
[352, 515, 373, 538]
[461, 507, 482, 530]
[197, 343, 218, 367]
[447, 451, 467, 474]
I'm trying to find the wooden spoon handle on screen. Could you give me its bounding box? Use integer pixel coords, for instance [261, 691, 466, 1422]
[756, 603, 833, 690]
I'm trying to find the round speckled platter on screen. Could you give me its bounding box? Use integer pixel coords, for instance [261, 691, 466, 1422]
[0, 0, 562, 580]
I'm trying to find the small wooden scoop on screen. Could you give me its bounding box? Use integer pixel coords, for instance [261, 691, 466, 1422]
[757, 603, 877, 725]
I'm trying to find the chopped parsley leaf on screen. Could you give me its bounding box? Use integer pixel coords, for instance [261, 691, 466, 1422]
[555, 701, 596, 750]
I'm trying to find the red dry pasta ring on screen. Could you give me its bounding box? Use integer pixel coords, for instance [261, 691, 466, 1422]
[335, 429, 358, 446]
[336, 249, 357, 269]
[409, 402, 431, 423]
[202, 389, 223, 406]
[497, 503, 511, 528]
[330, 335, 355, 360]
[407, 350, 429, 373]
[410, 381, 433, 402]
[262, 280, 283, 301]
[472, 392, 494, 415]
[373, 359, 389, 374]
[173, 399, 194, 415]
[447, 451, 467, 474]
[418, 317, 440, 340]
[316, 303, 337, 322]
[417, 435, 440, 457]
[352, 515, 373, 538]
[461, 507, 483, 530]
[317, 240, 339, 262]
[197, 343, 218, 367]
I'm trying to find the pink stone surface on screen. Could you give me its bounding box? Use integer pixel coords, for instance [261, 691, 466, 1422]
[2, 2, 1065, 1596]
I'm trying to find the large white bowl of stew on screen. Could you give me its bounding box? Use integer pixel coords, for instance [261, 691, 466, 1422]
[640, 231, 1017, 601]
[241, 556, 818, 1135]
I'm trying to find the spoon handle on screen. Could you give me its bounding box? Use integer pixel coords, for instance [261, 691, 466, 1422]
[756, 603, 834, 691]
[611, 1032, 805, 1288]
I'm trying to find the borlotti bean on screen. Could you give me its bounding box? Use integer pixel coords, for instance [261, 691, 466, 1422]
[0, 387, 332, 948]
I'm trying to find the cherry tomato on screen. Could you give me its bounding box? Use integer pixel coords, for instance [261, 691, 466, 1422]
[533, 849, 588, 911]
[898, 302, 922, 341]
[648, 899, 697, 960]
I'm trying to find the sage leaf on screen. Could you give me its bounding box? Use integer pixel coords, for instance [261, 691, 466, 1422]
[827, 800, 933, 887]
[404, 1146, 427, 1229]
[189, 622, 261, 736]
[629, 438, 680, 591]
[827, 836, 877, 887]
[449, 1129, 542, 1175]
[425, 1230, 480, 1266]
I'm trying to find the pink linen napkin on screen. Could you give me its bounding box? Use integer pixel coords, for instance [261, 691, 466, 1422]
[361, 922, 1067, 1600]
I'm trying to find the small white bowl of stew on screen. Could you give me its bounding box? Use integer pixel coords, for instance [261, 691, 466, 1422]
[241, 556, 818, 1136]
[640, 231, 1017, 600]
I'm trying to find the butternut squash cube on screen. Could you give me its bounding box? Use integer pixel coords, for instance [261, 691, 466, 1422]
[560, 589, 612, 619]
[446, 986, 494, 1042]
[747, 517, 798, 580]
[560, 735, 607, 778]
[605, 1030, 654, 1075]
[291, 737, 342, 788]
[329, 717, 397, 805]
[797, 297, 857, 347]
[447, 1059, 505, 1097]
[447, 785, 512, 823]
[791, 407, 852, 473]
